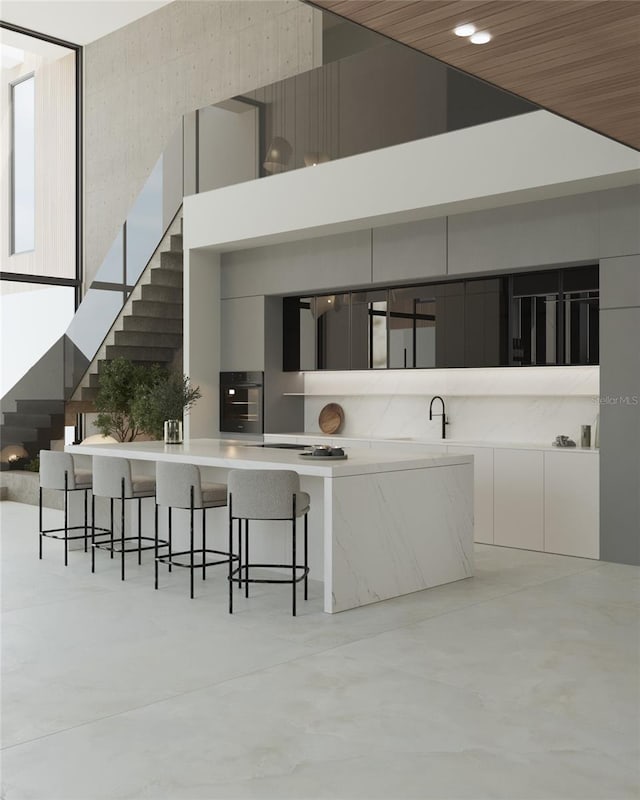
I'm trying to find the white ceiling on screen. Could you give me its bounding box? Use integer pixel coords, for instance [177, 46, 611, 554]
[0, 0, 173, 46]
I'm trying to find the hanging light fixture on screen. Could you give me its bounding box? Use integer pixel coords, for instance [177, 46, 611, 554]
[263, 136, 293, 174]
[263, 80, 292, 174]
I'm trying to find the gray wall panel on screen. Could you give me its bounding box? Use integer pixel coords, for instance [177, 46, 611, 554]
[600, 255, 640, 310]
[220, 297, 265, 372]
[599, 255, 640, 566]
[221, 229, 372, 298]
[372, 217, 447, 283]
[598, 185, 640, 259]
[447, 193, 600, 274]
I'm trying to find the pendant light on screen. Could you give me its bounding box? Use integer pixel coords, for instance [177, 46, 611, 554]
[263, 80, 292, 174]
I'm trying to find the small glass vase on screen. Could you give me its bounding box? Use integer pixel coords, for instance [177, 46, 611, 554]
[163, 419, 183, 444]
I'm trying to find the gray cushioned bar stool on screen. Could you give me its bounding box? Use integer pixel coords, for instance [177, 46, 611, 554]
[39, 450, 108, 565]
[227, 469, 310, 616]
[155, 461, 235, 599]
[91, 455, 166, 581]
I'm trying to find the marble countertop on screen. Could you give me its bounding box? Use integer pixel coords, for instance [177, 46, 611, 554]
[270, 433, 599, 454]
[66, 438, 473, 478]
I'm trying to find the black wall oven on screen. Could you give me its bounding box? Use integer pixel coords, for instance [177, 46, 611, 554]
[220, 372, 264, 434]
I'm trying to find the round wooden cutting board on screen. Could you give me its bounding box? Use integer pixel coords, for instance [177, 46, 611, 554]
[318, 403, 344, 434]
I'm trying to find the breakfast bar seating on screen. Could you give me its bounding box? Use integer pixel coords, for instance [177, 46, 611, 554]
[155, 461, 235, 599]
[227, 469, 310, 616]
[38, 450, 108, 565]
[91, 456, 166, 580]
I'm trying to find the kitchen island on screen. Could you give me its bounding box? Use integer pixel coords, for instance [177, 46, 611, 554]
[66, 439, 474, 613]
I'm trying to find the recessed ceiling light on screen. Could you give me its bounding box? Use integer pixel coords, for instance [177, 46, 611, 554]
[470, 31, 492, 44]
[454, 24, 476, 37]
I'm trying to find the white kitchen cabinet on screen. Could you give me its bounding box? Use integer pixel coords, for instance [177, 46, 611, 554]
[544, 452, 599, 559]
[447, 444, 494, 544]
[494, 448, 544, 551]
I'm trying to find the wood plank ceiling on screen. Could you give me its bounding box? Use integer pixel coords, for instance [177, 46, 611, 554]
[311, 1, 640, 150]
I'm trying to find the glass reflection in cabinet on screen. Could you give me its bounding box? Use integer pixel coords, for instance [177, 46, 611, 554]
[351, 289, 387, 369]
[388, 287, 437, 368]
[315, 293, 350, 370]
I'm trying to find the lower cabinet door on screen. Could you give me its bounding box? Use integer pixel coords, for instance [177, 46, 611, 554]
[544, 452, 599, 559]
[447, 445, 494, 544]
[494, 448, 544, 551]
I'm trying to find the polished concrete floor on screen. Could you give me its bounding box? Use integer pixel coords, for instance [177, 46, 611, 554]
[1, 500, 639, 800]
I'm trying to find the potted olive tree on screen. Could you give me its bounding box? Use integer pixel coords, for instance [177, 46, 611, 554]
[132, 371, 201, 444]
[94, 358, 159, 442]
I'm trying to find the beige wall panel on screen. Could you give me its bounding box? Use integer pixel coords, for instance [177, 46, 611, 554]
[84, 0, 319, 287]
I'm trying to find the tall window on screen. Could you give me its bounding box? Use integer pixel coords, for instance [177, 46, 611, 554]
[11, 74, 35, 254]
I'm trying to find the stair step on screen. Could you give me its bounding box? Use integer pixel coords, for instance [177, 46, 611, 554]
[141, 284, 183, 304]
[105, 345, 175, 363]
[2, 412, 53, 428]
[132, 300, 183, 319]
[160, 251, 183, 271]
[149, 268, 183, 288]
[170, 234, 183, 251]
[114, 330, 182, 349]
[122, 315, 183, 334]
[0, 425, 50, 443]
[15, 399, 65, 414]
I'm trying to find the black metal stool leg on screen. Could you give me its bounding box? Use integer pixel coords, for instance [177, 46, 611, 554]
[91, 494, 96, 573]
[244, 520, 250, 599]
[138, 497, 142, 565]
[109, 498, 114, 559]
[39, 487, 43, 559]
[304, 512, 308, 601]
[154, 503, 159, 590]
[120, 482, 126, 581]
[292, 516, 297, 617]
[168, 507, 172, 573]
[84, 489, 89, 552]
[228, 504, 234, 615]
[63, 474, 69, 567]
[189, 489, 195, 599]
[202, 507, 207, 581]
[237, 518, 242, 590]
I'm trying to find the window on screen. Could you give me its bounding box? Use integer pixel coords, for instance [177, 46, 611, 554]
[11, 75, 36, 254]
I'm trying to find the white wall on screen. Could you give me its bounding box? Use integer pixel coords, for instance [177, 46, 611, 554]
[0, 283, 75, 395]
[184, 110, 640, 252]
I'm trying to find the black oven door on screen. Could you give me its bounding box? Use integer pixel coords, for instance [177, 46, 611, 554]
[220, 372, 264, 434]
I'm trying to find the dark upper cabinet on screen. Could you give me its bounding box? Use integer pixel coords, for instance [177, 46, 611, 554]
[433, 282, 465, 368]
[316, 293, 350, 370]
[464, 278, 508, 367]
[282, 266, 598, 371]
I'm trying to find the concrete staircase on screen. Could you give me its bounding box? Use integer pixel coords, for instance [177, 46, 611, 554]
[0, 218, 185, 465]
[71, 226, 184, 407]
[0, 400, 65, 463]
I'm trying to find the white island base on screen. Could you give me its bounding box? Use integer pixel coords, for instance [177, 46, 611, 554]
[66, 440, 474, 613]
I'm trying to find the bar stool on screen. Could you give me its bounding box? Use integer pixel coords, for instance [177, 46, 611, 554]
[91, 456, 165, 580]
[227, 469, 310, 616]
[39, 450, 107, 565]
[155, 461, 235, 599]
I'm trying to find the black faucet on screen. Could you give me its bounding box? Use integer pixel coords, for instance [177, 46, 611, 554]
[429, 395, 449, 439]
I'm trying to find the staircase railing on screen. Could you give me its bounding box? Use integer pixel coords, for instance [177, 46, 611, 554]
[64, 123, 185, 398]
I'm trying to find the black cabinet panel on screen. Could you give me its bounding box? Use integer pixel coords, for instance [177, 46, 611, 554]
[282, 265, 598, 371]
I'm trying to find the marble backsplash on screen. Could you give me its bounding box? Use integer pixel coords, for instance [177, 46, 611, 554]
[304, 394, 599, 444]
[301, 368, 600, 445]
